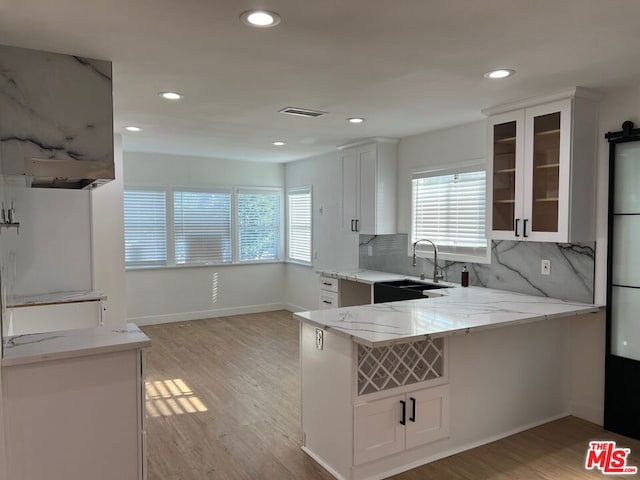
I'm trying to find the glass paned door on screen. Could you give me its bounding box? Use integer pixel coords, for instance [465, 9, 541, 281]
[531, 112, 561, 232]
[611, 141, 640, 361]
[492, 121, 517, 232]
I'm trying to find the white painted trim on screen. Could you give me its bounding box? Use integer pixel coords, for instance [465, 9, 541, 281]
[128, 303, 289, 326]
[481, 86, 602, 116]
[284, 303, 309, 313]
[353, 412, 571, 480]
[301, 447, 349, 480]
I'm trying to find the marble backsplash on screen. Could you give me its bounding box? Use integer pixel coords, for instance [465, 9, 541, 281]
[359, 234, 595, 304]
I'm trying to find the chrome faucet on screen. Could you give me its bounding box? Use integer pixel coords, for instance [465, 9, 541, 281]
[412, 239, 443, 283]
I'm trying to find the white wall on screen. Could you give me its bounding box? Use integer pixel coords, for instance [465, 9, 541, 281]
[594, 85, 640, 304]
[284, 151, 359, 311]
[397, 122, 486, 233]
[123, 151, 287, 324]
[0, 184, 92, 297]
[91, 135, 127, 326]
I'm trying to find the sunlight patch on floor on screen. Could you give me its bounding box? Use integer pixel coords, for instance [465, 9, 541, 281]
[146, 379, 208, 417]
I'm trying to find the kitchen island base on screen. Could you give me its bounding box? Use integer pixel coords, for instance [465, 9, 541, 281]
[299, 311, 604, 480]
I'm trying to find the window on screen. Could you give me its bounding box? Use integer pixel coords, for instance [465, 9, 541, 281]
[236, 189, 282, 262]
[124, 186, 283, 269]
[287, 187, 312, 265]
[123, 190, 167, 267]
[173, 190, 232, 265]
[411, 166, 487, 262]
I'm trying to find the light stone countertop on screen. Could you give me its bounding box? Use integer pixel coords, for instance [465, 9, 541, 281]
[296, 281, 602, 347]
[317, 268, 457, 287]
[7, 290, 107, 308]
[2, 323, 150, 367]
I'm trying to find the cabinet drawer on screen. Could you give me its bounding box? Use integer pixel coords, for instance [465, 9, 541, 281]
[319, 275, 339, 293]
[319, 291, 339, 309]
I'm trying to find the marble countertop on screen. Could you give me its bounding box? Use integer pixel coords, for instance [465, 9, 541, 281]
[7, 290, 106, 308]
[2, 323, 150, 367]
[317, 268, 457, 287]
[295, 286, 603, 347]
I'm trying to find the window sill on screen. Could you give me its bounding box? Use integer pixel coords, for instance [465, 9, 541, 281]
[411, 250, 491, 265]
[126, 260, 285, 271]
[286, 259, 313, 267]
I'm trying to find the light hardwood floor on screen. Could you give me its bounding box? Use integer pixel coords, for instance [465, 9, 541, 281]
[141, 310, 640, 480]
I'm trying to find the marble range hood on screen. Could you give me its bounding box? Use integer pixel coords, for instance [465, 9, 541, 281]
[0, 44, 114, 189]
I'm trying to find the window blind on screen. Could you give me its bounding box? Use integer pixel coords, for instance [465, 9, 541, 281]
[412, 170, 487, 257]
[124, 190, 167, 267]
[237, 190, 281, 262]
[288, 189, 312, 264]
[173, 191, 232, 265]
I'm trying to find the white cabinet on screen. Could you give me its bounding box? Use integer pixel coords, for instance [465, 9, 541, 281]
[340, 139, 398, 235]
[318, 275, 372, 309]
[319, 275, 339, 309]
[354, 385, 450, 465]
[486, 88, 599, 242]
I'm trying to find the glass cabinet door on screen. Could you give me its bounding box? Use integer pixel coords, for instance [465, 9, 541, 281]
[530, 112, 561, 233]
[492, 121, 517, 232]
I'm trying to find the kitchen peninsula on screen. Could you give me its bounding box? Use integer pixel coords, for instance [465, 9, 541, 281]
[2, 325, 150, 480]
[296, 285, 604, 480]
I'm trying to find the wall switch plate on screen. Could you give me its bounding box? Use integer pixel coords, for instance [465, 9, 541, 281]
[541, 259, 551, 276]
[315, 328, 324, 350]
[367, 245, 373, 256]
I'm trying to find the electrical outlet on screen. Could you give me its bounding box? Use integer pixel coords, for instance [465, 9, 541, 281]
[367, 245, 373, 256]
[315, 328, 324, 350]
[541, 259, 551, 276]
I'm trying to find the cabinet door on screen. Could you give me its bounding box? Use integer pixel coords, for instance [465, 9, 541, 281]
[405, 384, 450, 450]
[488, 111, 525, 240]
[342, 149, 358, 232]
[522, 99, 571, 242]
[357, 144, 377, 234]
[354, 394, 406, 465]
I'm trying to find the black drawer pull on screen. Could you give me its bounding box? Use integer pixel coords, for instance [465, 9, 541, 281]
[400, 400, 406, 425]
[410, 397, 416, 422]
[322, 300, 332, 305]
[322, 282, 332, 286]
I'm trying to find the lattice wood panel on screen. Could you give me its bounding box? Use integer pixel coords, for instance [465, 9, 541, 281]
[357, 338, 444, 395]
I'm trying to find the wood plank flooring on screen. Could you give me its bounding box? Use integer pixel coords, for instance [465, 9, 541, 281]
[141, 310, 640, 480]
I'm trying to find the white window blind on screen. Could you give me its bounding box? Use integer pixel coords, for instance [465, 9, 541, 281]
[173, 191, 232, 265]
[124, 190, 167, 267]
[412, 169, 487, 258]
[237, 190, 281, 262]
[288, 188, 312, 264]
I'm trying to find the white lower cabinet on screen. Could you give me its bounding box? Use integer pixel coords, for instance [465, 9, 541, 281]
[354, 385, 450, 465]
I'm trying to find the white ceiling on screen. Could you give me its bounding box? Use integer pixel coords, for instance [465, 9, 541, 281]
[1, 0, 639, 163]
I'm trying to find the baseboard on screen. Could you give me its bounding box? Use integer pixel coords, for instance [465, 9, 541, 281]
[354, 411, 571, 480]
[284, 302, 309, 313]
[301, 447, 348, 480]
[129, 303, 289, 326]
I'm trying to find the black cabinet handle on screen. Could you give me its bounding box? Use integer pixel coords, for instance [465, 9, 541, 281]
[350, 219, 355, 232]
[322, 300, 332, 305]
[523, 219, 529, 237]
[355, 219, 359, 232]
[322, 282, 332, 286]
[410, 397, 416, 422]
[400, 400, 406, 425]
[514, 218, 520, 237]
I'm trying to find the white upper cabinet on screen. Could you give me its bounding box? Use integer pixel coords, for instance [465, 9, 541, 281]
[340, 139, 398, 235]
[485, 88, 599, 243]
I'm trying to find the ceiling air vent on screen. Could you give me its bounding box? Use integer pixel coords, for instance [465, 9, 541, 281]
[279, 107, 327, 118]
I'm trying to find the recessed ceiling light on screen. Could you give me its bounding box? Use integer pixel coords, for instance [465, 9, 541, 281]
[124, 126, 142, 132]
[347, 117, 365, 124]
[159, 92, 183, 100]
[240, 10, 281, 28]
[272, 141, 286, 146]
[484, 69, 516, 79]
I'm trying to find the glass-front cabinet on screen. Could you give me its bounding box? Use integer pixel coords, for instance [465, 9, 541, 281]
[487, 92, 595, 243]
